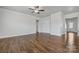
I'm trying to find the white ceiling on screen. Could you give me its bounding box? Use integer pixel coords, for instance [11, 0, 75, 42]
[0, 6, 79, 18]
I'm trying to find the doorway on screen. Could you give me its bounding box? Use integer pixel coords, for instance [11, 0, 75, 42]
[65, 17, 78, 50]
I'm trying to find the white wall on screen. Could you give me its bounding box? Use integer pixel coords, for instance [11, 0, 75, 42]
[51, 12, 64, 36]
[39, 12, 64, 36]
[1, 8, 79, 38]
[0, 8, 36, 38]
[65, 12, 79, 18]
[39, 16, 51, 33]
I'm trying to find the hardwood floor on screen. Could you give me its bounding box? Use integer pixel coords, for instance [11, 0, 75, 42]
[0, 33, 78, 53]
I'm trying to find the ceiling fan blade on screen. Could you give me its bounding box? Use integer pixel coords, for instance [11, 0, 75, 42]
[29, 8, 34, 10]
[39, 10, 44, 11]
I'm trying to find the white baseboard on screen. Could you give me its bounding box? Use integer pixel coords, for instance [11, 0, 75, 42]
[39, 32, 62, 36]
[0, 32, 63, 39]
[0, 32, 36, 39]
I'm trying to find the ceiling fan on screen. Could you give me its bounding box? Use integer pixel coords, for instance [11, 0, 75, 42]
[28, 6, 45, 14]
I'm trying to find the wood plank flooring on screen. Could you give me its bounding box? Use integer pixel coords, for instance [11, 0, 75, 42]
[0, 33, 78, 53]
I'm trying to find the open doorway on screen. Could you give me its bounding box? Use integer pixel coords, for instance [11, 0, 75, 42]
[65, 17, 78, 52]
